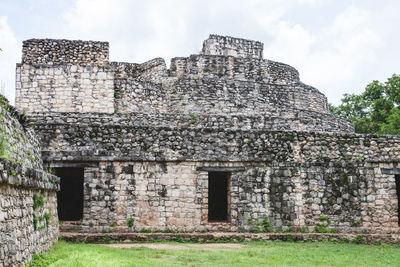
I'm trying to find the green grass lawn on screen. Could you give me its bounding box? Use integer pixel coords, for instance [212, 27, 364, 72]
[26, 240, 400, 267]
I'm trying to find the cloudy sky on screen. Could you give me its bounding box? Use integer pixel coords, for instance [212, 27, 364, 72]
[0, 0, 399, 105]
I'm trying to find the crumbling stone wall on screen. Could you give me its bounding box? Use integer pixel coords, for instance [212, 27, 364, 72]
[202, 34, 264, 59]
[22, 39, 109, 65]
[0, 103, 60, 267]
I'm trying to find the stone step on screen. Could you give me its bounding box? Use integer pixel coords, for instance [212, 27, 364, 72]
[59, 232, 400, 245]
[59, 221, 83, 232]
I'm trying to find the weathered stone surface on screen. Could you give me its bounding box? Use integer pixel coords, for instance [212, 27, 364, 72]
[0, 106, 59, 267]
[12, 35, 400, 236]
[60, 232, 400, 245]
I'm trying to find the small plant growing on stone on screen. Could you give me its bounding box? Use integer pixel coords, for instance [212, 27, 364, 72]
[249, 226, 261, 233]
[299, 226, 310, 233]
[33, 193, 45, 210]
[339, 172, 348, 184]
[139, 227, 152, 233]
[44, 212, 51, 226]
[89, 222, 94, 227]
[261, 218, 271, 232]
[314, 215, 330, 233]
[181, 101, 187, 106]
[109, 222, 116, 227]
[354, 156, 362, 162]
[127, 218, 134, 228]
[8, 168, 16, 176]
[33, 214, 38, 230]
[319, 215, 328, 221]
[352, 234, 366, 244]
[350, 218, 363, 227]
[48, 166, 56, 175]
[190, 112, 197, 124]
[177, 93, 183, 99]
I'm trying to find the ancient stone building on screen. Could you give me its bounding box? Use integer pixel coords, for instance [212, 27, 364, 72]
[15, 35, 400, 233]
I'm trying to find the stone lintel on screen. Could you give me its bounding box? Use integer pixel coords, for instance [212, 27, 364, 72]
[381, 168, 400, 175]
[196, 166, 245, 172]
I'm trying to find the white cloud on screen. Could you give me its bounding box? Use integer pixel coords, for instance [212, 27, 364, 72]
[302, 6, 385, 104]
[262, 5, 386, 104]
[61, 0, 289, 63]
[0, 16, 19, 104]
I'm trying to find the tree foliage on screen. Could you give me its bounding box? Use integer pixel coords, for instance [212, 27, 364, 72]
[330, 74, 400, 134]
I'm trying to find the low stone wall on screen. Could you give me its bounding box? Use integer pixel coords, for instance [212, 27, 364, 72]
[60, 232, 400, 245]
[0, 157, 60, 267]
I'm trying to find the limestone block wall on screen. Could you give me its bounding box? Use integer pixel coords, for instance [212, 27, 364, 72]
[80, 161, 264, 232]
[54, 160, 398, 234]
[16, 64, 114, 114]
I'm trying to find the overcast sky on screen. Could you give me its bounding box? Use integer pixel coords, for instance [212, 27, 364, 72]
[0, 0, 399, 105]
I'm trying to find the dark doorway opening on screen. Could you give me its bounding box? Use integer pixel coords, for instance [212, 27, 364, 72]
[55, 168, 84, 221]
[396, 175, 400, 226]
[208, 172, 230, 222]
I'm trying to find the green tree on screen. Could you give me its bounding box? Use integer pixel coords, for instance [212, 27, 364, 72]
[330, 74, 400, 134]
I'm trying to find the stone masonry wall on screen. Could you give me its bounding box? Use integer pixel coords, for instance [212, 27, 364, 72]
[0, 103, 60, 267]
[22, 39, 109, 66]
[31, 113, 398, 163]
[116, 54, 329, 116]
[61, 160, 398, 234]
[0, 103, 42, 169]
[16, 64, 114, 114]
[31, 112, 399, 233]
[202, 34, 264, 59]
[0, 158, 59, 267]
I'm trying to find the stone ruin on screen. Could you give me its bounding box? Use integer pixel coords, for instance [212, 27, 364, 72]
[12, 34, 400, 235]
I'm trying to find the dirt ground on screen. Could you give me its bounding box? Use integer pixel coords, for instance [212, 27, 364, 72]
[101, 243, 246, 251]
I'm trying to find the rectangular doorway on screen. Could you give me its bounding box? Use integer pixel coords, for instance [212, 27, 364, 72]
[208, 172, 230, 222]
[396, 175, 400, 226]
[55, 168, 84, 221]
